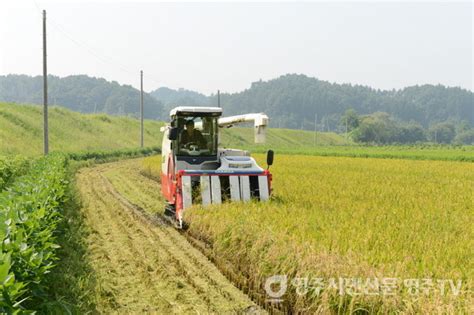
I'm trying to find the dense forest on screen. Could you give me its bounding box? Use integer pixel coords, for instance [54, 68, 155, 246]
[152, 74, 473, 130]
[257, 76, 471, 129]
[1, 74, 472, 144]
[0, 74, 164, 120]
[151, 74, 473, 144]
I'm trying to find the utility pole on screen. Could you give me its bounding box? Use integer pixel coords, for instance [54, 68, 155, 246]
[314, 113, 317, 146]
[345, 116, 348, 139]
[217, 89, 221, 108]
[140, 70, 144, 148]
[42, 10, 49, 155]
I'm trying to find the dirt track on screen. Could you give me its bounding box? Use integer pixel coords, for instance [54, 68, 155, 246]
[76, 159, 261, 313]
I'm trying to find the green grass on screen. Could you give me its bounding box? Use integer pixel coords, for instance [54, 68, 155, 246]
[0, 102, 348, 157]
[262, 145, 474, 162]
[220, 126, 349, 148]
[41, 167, 97, 313]
[220, 128, 474, 162]
[0, 102, 165, 156]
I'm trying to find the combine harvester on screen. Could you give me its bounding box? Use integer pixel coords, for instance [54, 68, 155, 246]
[161, 107, 274, 228]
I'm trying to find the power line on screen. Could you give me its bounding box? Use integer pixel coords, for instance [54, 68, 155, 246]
[33, 0, 152, 80]
[32, 1, 163, 90]
[47, 21, 136, 75]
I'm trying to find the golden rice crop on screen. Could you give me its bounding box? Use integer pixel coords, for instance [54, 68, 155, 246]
[185, 154, 473, 313]
[141, 155, 162, 181]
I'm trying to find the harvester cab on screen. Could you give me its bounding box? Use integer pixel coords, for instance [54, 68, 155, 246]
[160, 106, 273, 228]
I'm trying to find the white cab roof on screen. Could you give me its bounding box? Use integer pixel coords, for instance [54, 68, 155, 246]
[170, 106, 223, 117]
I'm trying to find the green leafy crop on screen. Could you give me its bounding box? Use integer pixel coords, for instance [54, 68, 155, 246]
[0, 154, 68, 312]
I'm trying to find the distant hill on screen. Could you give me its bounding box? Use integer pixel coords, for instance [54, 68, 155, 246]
[0, 74, 165, 120]
[3, 73, 472, 132]
[152, 74, 473, 130]
[217, 74, 473, 130]
[150, 87, 210, 115]
[0, 102, 349, 156]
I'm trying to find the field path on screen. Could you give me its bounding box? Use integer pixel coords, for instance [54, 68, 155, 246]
[76, 159, 261, 313]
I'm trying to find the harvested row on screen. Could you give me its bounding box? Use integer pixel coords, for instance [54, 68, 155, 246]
[75, 162, 261, 313]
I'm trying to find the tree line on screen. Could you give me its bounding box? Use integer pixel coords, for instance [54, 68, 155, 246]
[341, 109, 474, 145]
[215, 74, 473, 129]
[0, 74, 164, 120]
[151, 74, 473, 144]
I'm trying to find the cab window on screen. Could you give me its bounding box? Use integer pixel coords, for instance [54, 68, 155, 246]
[175, 115, 218, 156]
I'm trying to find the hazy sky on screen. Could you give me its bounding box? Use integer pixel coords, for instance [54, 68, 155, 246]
[1, 1, 472, 94]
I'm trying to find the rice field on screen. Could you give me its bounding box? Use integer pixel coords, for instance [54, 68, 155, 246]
[2, 101, 472, 312]
[182, 154, 474, 313]
[8, 152, 469, 313]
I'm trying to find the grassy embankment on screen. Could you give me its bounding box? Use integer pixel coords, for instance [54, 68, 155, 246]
[0, 102, 346, 156]
[0, 102, 164, 155]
